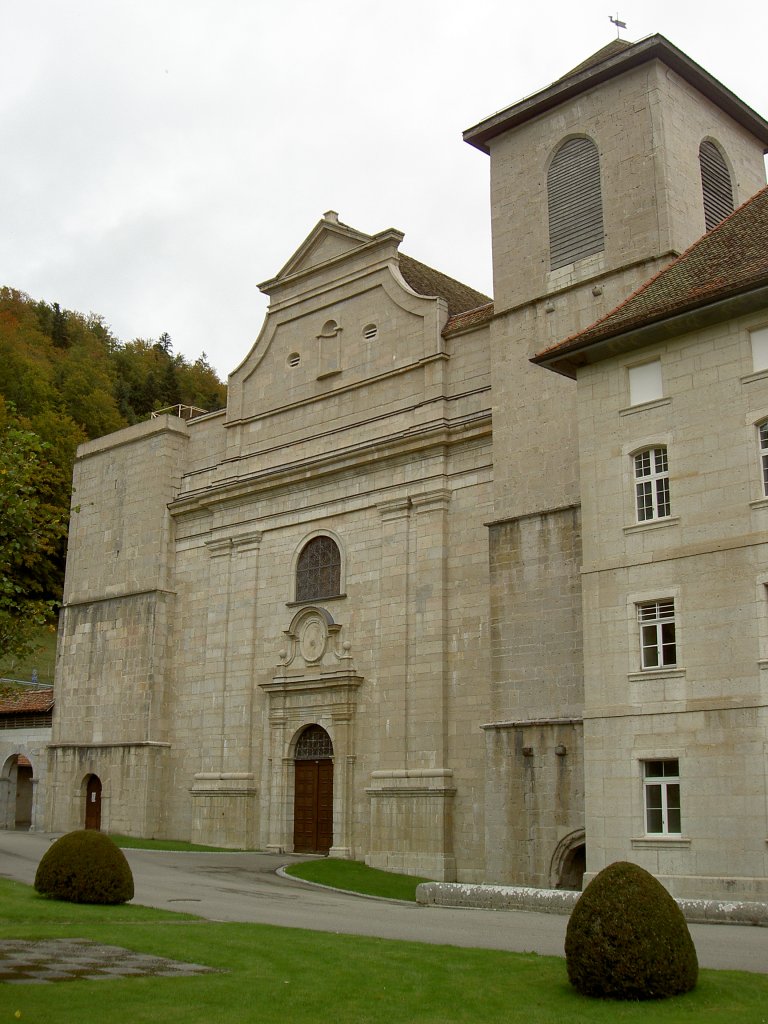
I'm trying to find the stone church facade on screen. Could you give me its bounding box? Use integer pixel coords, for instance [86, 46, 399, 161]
[46, 35, 768, 899]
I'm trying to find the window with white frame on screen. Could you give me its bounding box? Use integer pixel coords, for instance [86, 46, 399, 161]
[637, 599, 676, 669]
[750, 326, 768, 372]
[634, 447, 670, 521]
[628, 360, 663, 406]
[643, 759, 681, 834]
[759, 422, 768, 496]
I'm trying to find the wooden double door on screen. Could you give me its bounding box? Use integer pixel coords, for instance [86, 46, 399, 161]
[293, 758, 333, 853]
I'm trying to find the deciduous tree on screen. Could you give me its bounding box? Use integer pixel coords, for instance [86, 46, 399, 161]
[0, 401, 66, 659]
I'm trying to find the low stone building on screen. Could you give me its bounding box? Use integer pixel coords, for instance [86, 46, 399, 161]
[0, 689, 53, 831]
[44, 33, 768, 899]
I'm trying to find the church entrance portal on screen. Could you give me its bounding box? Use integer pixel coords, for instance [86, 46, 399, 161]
[293, 725, 333, 853]
[85, 775, 102, 830]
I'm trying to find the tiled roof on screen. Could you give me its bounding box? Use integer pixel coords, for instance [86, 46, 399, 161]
[557, 38, 633, 82]
[443, 302, 495, 336]
[0, 689, 55, 714]
[398, 254, 492, 317]
[534, 185, 768, 371]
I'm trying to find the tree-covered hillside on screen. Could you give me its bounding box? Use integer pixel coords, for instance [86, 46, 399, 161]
[0, 287, 227, 646]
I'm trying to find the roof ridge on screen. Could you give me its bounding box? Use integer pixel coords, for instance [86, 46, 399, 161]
[556, 37, 634, 82]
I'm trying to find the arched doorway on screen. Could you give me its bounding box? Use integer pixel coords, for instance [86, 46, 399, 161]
[549, 829, 586, 890]
[293, 725, 333, 853]
[14, 757, 33, 830]
[85, 774, 102, 830]
[559, 843, 586, 890]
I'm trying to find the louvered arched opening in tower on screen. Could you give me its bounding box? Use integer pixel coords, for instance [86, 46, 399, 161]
[547, 137, 605, 271]
[699, 140, 734, 232]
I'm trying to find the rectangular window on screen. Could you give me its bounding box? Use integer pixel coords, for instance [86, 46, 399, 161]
[628, 360, 662, 406]
[637, 600, 676, 669]
[643, 759, 681, 834]
[750, 327, 768, 372]
[760, 422, 768, 496]
[634, 447, 670, 521]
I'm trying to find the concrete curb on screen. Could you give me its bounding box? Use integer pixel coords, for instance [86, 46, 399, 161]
[275, 866, 412, 904]
[416, 882, 768, 926]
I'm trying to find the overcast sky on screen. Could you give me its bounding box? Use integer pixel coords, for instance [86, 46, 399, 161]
[2, 2, 766, 379]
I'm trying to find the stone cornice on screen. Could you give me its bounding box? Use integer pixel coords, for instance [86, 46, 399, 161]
[61, 588, 175, 610]
[169, 412, 491, 518]
[48, 741, 171, 750]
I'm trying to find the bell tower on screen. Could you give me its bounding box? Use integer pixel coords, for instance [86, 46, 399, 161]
[467, 35, 768, 885]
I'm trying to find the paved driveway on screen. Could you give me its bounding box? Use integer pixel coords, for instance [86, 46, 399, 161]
[0, 831, 765, 973]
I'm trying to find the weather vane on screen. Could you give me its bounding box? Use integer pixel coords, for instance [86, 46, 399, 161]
[609, 13, 627, 37]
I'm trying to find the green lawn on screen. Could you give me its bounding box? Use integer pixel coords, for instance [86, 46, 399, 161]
[284, 857, 429, 900]
[0, 623, 58, 684]
[1, 878, 766, 1023]
[109, 834, 243, 853]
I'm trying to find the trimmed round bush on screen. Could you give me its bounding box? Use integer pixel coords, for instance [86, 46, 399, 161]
[34, 830, 134, 905]
[565, 861, 698, 1000]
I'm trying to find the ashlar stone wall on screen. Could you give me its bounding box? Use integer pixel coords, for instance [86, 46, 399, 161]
[577, 310, 768, 899]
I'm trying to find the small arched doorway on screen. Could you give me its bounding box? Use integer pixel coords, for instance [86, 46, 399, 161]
[85, 774, 102, 830]
[549, 829, 586, 891]
[293, 725, 333, 853]
[14, 756, 33, 830]
[559, 843, 586, 890]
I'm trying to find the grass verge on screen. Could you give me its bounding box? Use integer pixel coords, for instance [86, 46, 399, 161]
[1, 878, 766, 1024]
[0, 623, 58, 684]
[283, 858, 429, 901]
[109, 834, 243, 853]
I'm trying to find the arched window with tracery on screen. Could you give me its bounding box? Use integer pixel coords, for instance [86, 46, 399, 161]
[699, 140, 734, 232]
[547, 137, 605, 271]
[295, 724, 334, 760]
[295, 535, 341, 602]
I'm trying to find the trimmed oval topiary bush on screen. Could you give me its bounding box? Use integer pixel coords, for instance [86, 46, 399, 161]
[565, 860, 698, 1000]
[34, 830, 134, 905]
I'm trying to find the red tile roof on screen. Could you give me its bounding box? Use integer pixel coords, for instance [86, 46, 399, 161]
[0, 689, 55, 714]
[534, 185, 768, 374]
[443, 301, 495, 336]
